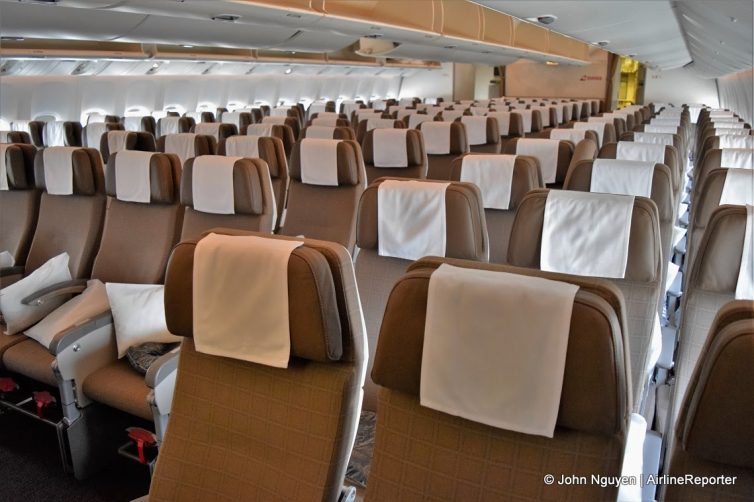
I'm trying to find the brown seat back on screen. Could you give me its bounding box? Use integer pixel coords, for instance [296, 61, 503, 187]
[502, 137, 574, 186]
[0, 144, 40, 269]
[152, 230, 365, 502]
[101, 131, 156, 163]
[280, 139, 365, 253]
[354, 177, 488, 410]
[460, 116, 501, 153]
[418, 121, 469, 180]
[366, 257, 629, 501]
[27, 147, 106, 279]
[92, 152, 183, 284]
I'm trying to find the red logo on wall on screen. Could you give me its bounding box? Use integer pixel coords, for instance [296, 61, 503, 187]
[580, 75, 603, 81]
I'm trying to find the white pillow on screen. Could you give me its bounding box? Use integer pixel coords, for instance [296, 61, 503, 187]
[105, 283, 181, 358]
[25, 279, 110, 349]
[0, 253, 72, 335]
[0, 251, 14, 268]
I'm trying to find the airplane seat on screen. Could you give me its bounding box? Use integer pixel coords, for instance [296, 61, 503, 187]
[572, 121, 617, 149]
[219, 111, 252, 135]
[521, 109, 544, 136]
[2, 131, 33, 145]
[355, 119, 404, 143]
[530, 105, 557, 130]
[11, 120, 45, 147]
[178, 156, 276, 239]
[687, 164, 753, 267]
[591, 115, 627, 138]
[564, 158, 675, 295]
[122, 116, 157, 136]
[697, 134, 754, 167]
[362, 128, 426, 183]
[157, 133, 216, 167]
[43, 121, 83, 147]
[663, 299, 754, 501]
[0, 143, 42, 281]
[279, 138, 366, 254]
[145, 230, 365, 501]
[449, 153, 541, 263]
[83, 122, 123, 149]
[100, 130, 157, 163]
[258, 105, 271, 117]
[246, 122, 296, 160]
[156, 116, 192, 137]
[365, 257, 630, 501]
[486, 111, 524, 150]
[354, 177, 488, 410]
[1, 146, 106, 372]
[309, 112, 349, 127]
[598, 142, 681, 209]
[218, 134, 289, 230]
[418, 121, 469, 180]
[191, 122, 237, 143]
[262, 116, 300, 141]
[184, 111, 215, 123]
[501, 137, 574, 187]
[507, 189, 663, 411]
[547, 129, 600, 171]
[460, 116, 500, 153]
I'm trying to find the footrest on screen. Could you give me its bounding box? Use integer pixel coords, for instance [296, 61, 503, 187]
[119, 427, 158, 465]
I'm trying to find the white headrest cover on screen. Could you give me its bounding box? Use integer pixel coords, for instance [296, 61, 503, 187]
[225, 136, 259, 158]
[221, 112, 243, 127]
[304, 126, 336, 139]
[114, 151, 154, 203]
[550, 129, 587, 144]
[591, 159, 655, 198]
[634, 132, 674, 146]
[246, 124, 275, 137]
[714, 128, 749, 136]
[515, 138, 560, 184]
[300, 138, 340, 186]
[460, 154, 516, 210]
[124, 117, 143, 132]
[164, 133, 197, 165]
[11, 121, 31, 134]
[616, 141, 665, 164]
[420, 264, 578, 437]
[194, 122, 222, 139]
[541, 190, 634, 279]
[442, 110, 465, 122]
[85, 123, 109, 149]
[43, 147, 78, 195]
[518, 110, 533, 133]
[422, 122, 452, 155]
[721, 169, 754, 207]
[373, 129, 408, 168]
[721, 149, 754, 169]
[644, 125, 678, 134]
[366, 118, 397, 132]
[720, 136, 754, 149]
[44, 121, 67, 147]
[262, 116, 287, 125]
[409, 114, 434, 129]
[159, 117, 181, 136]
[192, 155, 238, 214]
[486, 112, 511, 136]
[461, 116, 488, 146]
[107, 130, 130, 155]
[377, 179, 449, 260]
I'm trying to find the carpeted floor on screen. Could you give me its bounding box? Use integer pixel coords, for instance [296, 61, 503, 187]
[0, 409, 150, 502]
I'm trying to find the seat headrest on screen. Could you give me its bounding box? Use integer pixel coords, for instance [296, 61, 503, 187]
[221, 135, 285, 179]
[34, 147, 104, 196]
[675, 300, 754, 469]
[356, 177, 487, 261]
[106, 151, 180, 204]
[2, 144, 37, 190]
[362, 129, 424, 167]
[449, 154, 541, 210]
[372, 257, 629, 435]
[289, 139, 362, 186]
[507, 189, 661, 283]
[164, 230, 363, 363]
[460, 116, 499, 145]
[418, 121, 468, 155]
[181, 157, 268, 215]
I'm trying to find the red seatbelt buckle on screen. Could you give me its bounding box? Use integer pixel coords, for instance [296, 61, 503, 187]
[0, 377, 18, 394]
[32, 391, 56, 418]
[127, 427, 157, 464]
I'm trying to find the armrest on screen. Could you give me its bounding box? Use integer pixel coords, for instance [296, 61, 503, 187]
[49, 311, 113, 356]
[21, 279, 89, 306]
[145, 349, 180, 389]
[0, 265, 24, 278]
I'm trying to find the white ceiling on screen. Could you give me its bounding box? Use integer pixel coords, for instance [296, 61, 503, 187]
[476, 0, 753, 78]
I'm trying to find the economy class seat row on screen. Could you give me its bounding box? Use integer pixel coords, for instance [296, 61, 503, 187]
[1, 98, 752, 500]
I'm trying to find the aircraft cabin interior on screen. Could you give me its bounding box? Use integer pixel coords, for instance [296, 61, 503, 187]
[0, 1, 752, 501]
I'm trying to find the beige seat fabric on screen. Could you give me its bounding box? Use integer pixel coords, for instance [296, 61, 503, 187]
[449, 154, 541, 263]
[354, 178, 488, 410]
[419, 121, 469, 180]
[148, 231, 365, 502]
[361, 129, 427, 183]
[663, 300, 754, 501]
[278, 139, 366, 254]
[507, 189, 662, 409]
[179, 157, 276, 239]
[365, 257, 630, 501]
